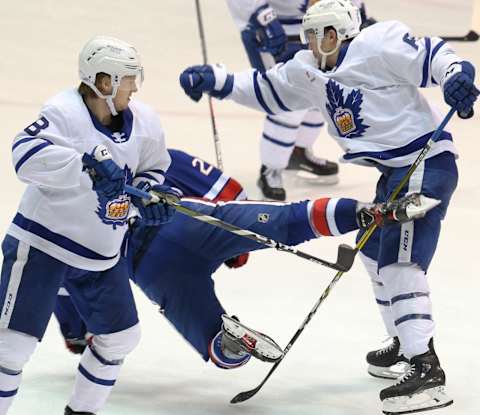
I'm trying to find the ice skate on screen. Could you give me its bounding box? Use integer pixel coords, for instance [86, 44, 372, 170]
[380, 340, 453, 414]
[357, 193, 441, 229]
[366, 337, 409, 379]
[221, 315, 284, 363]
[286, 146, 339, 184]
[257, 165, 286, 201]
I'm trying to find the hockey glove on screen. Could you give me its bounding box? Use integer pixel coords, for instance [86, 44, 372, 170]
[248, 5, 286, 57]
[179, 64, 233, 102]
[82, 145, 125, 199]
[443, 61, 479, 118]
[131, 181, 182, 226]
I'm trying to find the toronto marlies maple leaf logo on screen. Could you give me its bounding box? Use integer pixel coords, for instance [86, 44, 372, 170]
[96, 166, 133, 229]
[325, 79, 370, 139]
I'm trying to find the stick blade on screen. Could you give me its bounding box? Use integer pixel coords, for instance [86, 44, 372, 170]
[336, 244, 357, 272]
[466, 30, 479, 41]
[231, 387, 260, 404]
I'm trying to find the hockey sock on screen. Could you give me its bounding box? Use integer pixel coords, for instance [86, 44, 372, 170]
[360, 253, 397, 338]
[380, 263, 434, 358]
[208, 330, 250, 369]
[0, 368, 21, 414]
[68, 346, 122, 413]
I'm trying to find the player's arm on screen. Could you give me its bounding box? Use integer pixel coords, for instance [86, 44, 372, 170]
[130, 113, 180, 226]
[133, 114, 170, 188]
[379, 22, 478, 115]
[179, 59, 313, 114]
[12, 105, 84, 189]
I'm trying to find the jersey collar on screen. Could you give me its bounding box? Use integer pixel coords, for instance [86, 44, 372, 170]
[86, 103, 134, 144]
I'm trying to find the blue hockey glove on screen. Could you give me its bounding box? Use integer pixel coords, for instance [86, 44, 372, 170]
[179, 64, 233, 102]
[248, 5, 286, 57]
[82, 145, 125, 199]
[132, 181, 182, 226]
[443, 61, 479, 118]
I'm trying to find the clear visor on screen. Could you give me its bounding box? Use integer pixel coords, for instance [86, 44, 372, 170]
[300, 28, 323, 46]
[301, 28, 322, 53]
[117, 67, 144, 92]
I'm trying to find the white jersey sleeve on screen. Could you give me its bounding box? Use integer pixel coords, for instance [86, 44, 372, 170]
[225, 0, 268, 30]
[12, 105, 83, 189]
[377, 21, 461, 88]
[230, 59, 314, 114]
[131, 102, 171, 187]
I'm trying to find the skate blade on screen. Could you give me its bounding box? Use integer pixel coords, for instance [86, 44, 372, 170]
[286, 170, 339, 184]
[368, 362, 410, 380]
[221, 315, 284, 362]
[382, 386, 453, 414]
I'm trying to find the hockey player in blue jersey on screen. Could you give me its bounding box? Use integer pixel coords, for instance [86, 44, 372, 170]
[55, 149, 439, 376]
[179, 0, 479, 412]
[0, 36, 180, 415]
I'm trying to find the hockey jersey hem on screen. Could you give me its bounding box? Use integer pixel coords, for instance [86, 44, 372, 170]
[7, 220, 120, 272]
[340, 131, 458, 167]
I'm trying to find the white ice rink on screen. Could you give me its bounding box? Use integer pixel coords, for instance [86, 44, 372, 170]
[1, 0, 479, 414]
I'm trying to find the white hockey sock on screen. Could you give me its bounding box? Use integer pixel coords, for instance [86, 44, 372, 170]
[261, 114, 302, 169]
[0, 369, 21, 415]
[360, 253, 397, 337]
[68, 346, 122, 413]
[295, 109, 324, 148]
[380, 263, 434, 359]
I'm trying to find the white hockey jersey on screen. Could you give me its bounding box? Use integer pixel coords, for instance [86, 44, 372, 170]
[227, 21, 460, 167]
[226, 0, 364, 36]
[9, 88, 170, 271]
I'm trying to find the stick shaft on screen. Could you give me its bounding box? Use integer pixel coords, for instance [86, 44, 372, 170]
[194, 0, 224, 169]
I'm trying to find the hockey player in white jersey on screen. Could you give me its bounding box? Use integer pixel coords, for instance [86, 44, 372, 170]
[179, 0, 479, 413]
[225, 0, 339, 200]
[0, 36, 179, 415]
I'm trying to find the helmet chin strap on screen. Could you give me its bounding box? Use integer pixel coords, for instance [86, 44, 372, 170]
[87, 82, 120, 116]
[317, 39, 342, 70]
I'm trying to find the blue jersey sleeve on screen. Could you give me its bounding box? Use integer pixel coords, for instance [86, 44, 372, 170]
[164, 149, 246, 201]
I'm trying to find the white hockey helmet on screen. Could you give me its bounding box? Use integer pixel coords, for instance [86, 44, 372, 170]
[79, 36, 144, 115]
[301, 0, 361, 69]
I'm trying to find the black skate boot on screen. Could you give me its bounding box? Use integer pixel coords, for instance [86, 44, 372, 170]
[286, 146, 339, 184]
[357, 193, 441, 229]
[257, 165, 286, 201]
[380, 340, 453, 414]
[64, 406, 95, 415]
[366, 337, 409, 379]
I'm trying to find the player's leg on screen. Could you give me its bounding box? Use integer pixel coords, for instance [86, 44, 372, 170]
[375, 152, 458, 413]
[55, 288, 90, 354]
[259, 111, 305, 200]
[63, 258, 140, 415]
[287, 108, 339, 184]
[135, 256, 282, 369]
[0, 236, 66, 414]
[360, 252, 410, 380]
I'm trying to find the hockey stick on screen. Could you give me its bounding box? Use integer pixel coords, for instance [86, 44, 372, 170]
[229, 107, 457, 404]
[124, 185, 356, 273]
[195, 0, 224, 169]
[440, 30, 479, 42]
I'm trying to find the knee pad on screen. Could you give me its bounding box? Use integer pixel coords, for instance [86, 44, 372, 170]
[92, 323, 141, 363]
[380, 263, 430, 297]
[0, 329, 37, 373]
